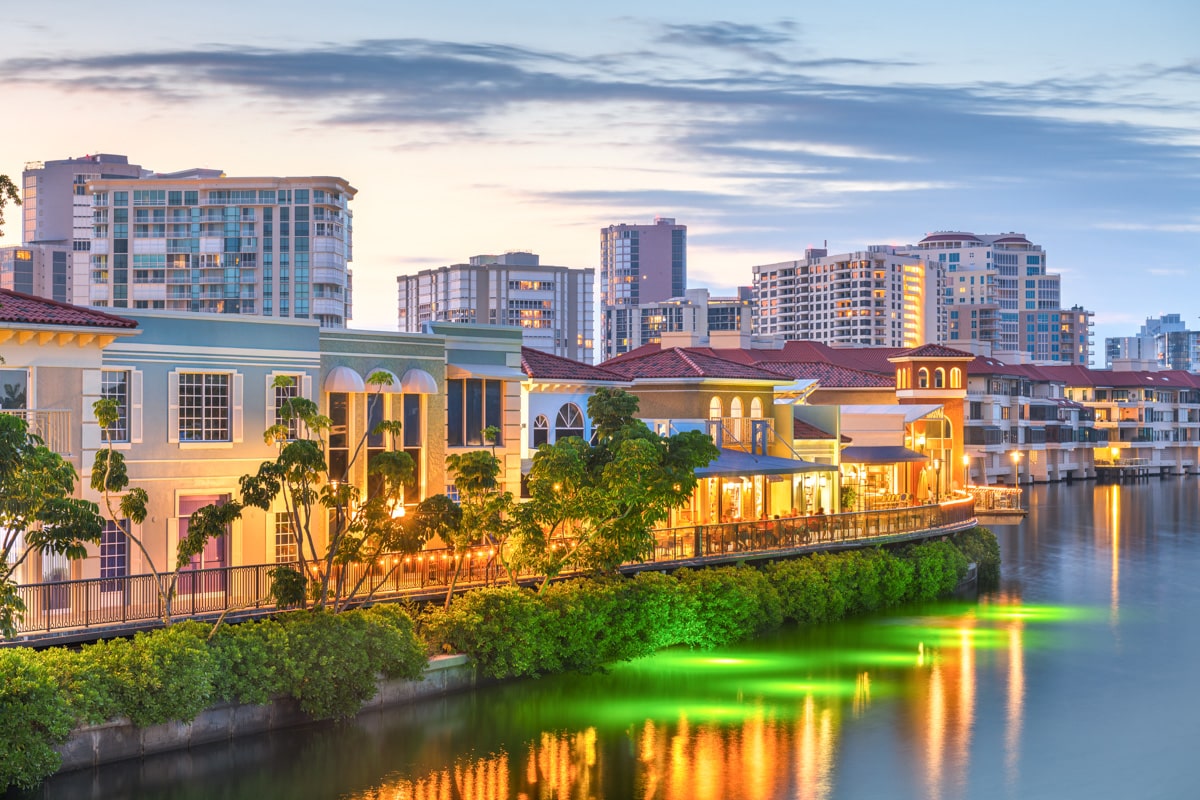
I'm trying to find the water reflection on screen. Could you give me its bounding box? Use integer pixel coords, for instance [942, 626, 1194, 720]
[324, 602, 1075, 800]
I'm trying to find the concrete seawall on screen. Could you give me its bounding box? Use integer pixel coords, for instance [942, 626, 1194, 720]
[55, 654, 477, 774]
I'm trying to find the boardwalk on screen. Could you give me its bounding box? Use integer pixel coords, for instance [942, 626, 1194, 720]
[7, 498, 976, 644]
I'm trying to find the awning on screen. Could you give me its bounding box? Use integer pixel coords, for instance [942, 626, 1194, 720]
[366, 369, 402, 393]
[839, 445, 929, 464]
[324, 366, 365, 393]
[839, 404, 943, 423]
[695, 448, 836, 479]
[400, 368, 438, 394]
[447, 362, 525, 381]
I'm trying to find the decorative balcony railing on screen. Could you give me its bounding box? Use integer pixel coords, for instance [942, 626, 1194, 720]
[0, 409, 73, 456]
[7, 498, 977, 640]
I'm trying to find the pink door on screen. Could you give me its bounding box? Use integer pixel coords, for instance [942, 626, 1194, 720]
[178, 494, 229, 595]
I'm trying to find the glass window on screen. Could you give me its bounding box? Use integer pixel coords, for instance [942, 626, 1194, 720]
[100, 520, 128, 593]
[533, 414, 549, 447]
[554, 403, 584, 441]
[101, 370, 130, 442]
[178, 373, 230, 441]
[274, 512, 297, 563]
[448, 379, 504, 447]
[273, 374, 301, 440]
[0, 369, 28, 410]
[328, 392, 349, 481]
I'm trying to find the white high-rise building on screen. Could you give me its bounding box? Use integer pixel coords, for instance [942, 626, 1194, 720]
[397, 252, 594, 362]
[86, 169, 355, 326]
[751, 245, 946, 348]
[22, 154, 148, 305]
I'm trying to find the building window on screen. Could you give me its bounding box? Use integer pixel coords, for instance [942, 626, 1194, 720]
[934, 368, 946, 389]
[328, 392, 349, 481]
[100, 519, 128, 593]
[274, 512, 298, 563]
[730, 397, 744, 418]
[178, 373, 231, 441]
[950, 368, 963, 389]
[750, 397, 764, 419]
[918, 367, 930, 389]
[0, 368, 28, 410]
[101, 370, 130, 442]
[555, 403, 585, 441]
[532, 414, 549, 447]
[447, 379, 503, 447]
[708, 396, 722, 419]
[273, 374, 302, 440]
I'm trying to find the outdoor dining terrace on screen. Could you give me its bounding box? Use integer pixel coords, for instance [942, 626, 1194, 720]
[6, 496, 977, 643]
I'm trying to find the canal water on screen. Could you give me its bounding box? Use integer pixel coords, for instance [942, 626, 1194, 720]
[34, 480, 1200, 799]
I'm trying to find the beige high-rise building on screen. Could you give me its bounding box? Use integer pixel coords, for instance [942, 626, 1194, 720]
[86, 169, 355, 327]
[751, 245, 946, 348]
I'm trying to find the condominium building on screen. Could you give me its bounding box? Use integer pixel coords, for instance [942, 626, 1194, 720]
[751, 245, 946, 348]
[21, 154, 149, 305]
[397, 252, 594, 362]
[1104, 313, 1200, 371]
[0, 244, 70, 301]
[634, 288, 756, 349]
[897, 231, 1091, 361]
[86, 170, 355, 326]
[600, 217, 686, 359]
[1017, 305, 1093, 366]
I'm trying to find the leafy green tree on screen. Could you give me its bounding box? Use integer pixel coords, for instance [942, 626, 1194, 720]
[239, 373, 421, 611]
[92, 398, 242, 625]
[444, 448, 516, 605]
[0, 414, 105, 638]
[516, 388, 718, 588]
[0, 175, 18, 239]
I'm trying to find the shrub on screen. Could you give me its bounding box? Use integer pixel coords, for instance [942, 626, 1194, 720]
[279, 610, 380, 720]
[209, 617, 291, 705]
[424, 586, 556, 679]
[768, 557, 834, 624]
[358, 604, 427, 680]
[950, 527, 1002, 589]
[674, 566, 783, 649]
[906, 541, 970, 601]
[0, 648, 73, 791]
[627, 570, 684, 650]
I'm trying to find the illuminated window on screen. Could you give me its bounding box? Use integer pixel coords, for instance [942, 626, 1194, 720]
[918, 367, 930, 389]
[934, 368, 946, 389]
[709, 396, 722, 419]
[950, 368, 962, 389]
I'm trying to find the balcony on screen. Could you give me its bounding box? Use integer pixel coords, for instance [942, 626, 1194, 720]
[0, 409, 73, 457]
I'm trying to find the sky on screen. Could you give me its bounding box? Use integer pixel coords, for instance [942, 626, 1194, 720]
[1, 0, 1198, 354]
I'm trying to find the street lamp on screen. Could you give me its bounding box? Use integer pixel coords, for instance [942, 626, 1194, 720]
[961, 453, 971, 488]
[932, 457, 942, 503]
[1010, 451, 1022, 485]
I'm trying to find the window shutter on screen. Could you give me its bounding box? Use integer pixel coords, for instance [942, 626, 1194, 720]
[131, 369, 144, 444]
[167, 372, 179, 444]
[81, 369, 102, 452]
[232, 372, 244, 443]
[301, 374, 313, 400]
[265, 373, 276, 436]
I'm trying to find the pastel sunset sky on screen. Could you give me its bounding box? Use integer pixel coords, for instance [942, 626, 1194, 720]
[2, 0, 1198, 351]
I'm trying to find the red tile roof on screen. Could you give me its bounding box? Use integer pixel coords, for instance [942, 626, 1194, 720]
[0, 289, 138, 329]
[520, 347, 627, 382]
[792, 418, 852, 442]
[897, 343, 976, 360]
[601, 347, 791, 381]
[754, 360, 894, 388]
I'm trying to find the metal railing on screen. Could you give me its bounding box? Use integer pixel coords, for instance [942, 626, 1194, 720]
[8, 499, 977, 639]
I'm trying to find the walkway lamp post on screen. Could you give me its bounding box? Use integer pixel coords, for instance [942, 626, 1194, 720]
[933, 458, 941, 503]
[962, 453, 971, 488]
[1011, 451, 1022, 485]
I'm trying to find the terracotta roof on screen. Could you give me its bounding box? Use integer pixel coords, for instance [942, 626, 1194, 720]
[920, 232, 982, 243]
[600, 347, 791, 381]
[896, 343, 976, 360]
[755, 360, 894, 388]
[0, 289, 138, 329]
[793, 418, 852, 443]
[520, 347, 627, 383]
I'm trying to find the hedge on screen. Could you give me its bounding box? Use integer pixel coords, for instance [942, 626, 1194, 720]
[1, 526, 996, 790]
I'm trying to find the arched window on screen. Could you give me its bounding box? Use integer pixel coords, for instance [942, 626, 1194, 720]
[730, 397, 744, 418]
[896, 368, 905, 389]
[934, 368, 946, 388]
[918, 367, 930, 389]
[709, 396, 723, 419]
[532, 414, 549, 447]
[750, 397, 763, 418]
[950, 367, 962, 389]
[554, 403, 584, 441]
